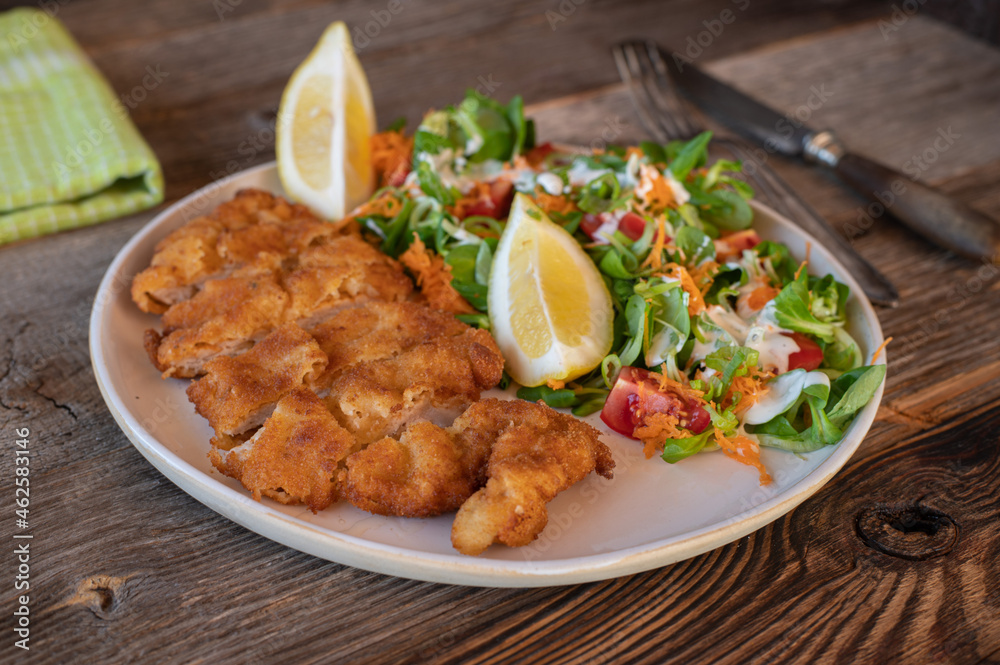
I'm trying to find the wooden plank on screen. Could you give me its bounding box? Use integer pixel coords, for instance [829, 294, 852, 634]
[25, 0, 883, 200]
[2, 6, 1000, 664]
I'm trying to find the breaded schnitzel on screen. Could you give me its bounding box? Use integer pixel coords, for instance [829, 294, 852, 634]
[210, 388, 358, 513]
[450, 399, 614, 556]
[309, 301, 470, 384]
[342, 398, 614, 542]
[132, 189, 342, 314]
[143, 234, 412, 378]
[324, 327, 504, 444]
[342, 419, 490, 518]
[187, 323, 327, 438]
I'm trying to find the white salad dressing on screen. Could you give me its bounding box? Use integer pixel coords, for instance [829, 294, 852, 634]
[743, 370, 830, 425]
[566, 161, 611, 187]
[690, 301, 799, 374]
[536, 172, 563, 195]
[589, 209, 627, 245]
[664, 170, 691, 205]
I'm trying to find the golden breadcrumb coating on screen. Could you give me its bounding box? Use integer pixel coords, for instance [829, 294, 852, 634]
[324, 328, 504, 444]
[280, 235, 414, 328]
[187, 324, 327, 437]
[310, 301, 472, 387]
[145, 268, 289, 378]
[132, 189, 339, 313]
[209, 388, 358, 513]
[342, 420, 490, 518]
[141, 220, 413, 379]
[450, 399, 614, 556]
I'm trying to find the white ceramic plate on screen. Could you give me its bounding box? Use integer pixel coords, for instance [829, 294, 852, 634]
[90, 161, 885, 587]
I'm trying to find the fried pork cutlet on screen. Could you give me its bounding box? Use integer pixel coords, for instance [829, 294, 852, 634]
[144, 266, 289, 378]
[145, 235, 413, 378]
[324, 328, 504, 444]
[342, 419, 492, 518]
[132, 189, 341, 314]
[209, 388, 359, 513]
[450, 399, 615, 556]
[310, 301, 471, 386]
[184, 301, 500, 442]
[281, 236, 415, 328]
[187, 324, 328, 439]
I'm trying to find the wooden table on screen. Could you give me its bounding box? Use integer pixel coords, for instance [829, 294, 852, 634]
[2, 2, 999, 663]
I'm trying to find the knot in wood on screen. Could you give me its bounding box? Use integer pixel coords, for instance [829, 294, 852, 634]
[855, 503, 958, 560]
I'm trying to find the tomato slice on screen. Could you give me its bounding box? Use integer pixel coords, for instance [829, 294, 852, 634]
[601, 367, 711, 438]
[580, 211, 649, 242]
[461, 180, 514, 219]
[525, 142, 555, 167]
[713, 229, 761, 262]
[580, 213, 610, 239]
[783, 332, 824, 371]
[617, 212, 647, 241]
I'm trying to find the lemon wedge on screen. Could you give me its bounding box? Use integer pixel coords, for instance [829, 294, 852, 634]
[488, 193, 614, 387]
[276, 22, 375, 220]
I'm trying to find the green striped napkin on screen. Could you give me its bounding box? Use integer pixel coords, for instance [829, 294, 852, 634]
[0, 8, 164, 246]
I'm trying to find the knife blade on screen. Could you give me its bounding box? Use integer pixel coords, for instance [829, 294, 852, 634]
[666, 56, 1000, 263]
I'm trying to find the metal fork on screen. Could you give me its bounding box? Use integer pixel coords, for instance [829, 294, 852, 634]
[613, 40, 899, 307]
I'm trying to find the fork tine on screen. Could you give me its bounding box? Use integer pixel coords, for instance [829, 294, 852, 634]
[613, 42, 669, 143]
[621, 41, 689, 140]
[643, 41, 701, 138]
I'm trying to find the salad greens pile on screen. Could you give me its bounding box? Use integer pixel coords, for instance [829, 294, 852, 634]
[354, 90, 886, 475]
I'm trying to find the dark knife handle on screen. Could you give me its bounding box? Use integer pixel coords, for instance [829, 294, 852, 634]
[832, 152, 1000, 263]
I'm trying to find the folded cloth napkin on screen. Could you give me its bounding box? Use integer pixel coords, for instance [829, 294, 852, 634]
[0, 8, 164, 245]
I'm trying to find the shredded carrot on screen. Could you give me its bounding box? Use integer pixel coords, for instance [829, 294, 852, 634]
[625, 146, 644, 161]
[533, 188, 578, 216]
[547, 379, 566, 390]
[398, 233, 475, 314]
[794, 259, 808, 281]
[511, 155, 532, 170]
[871, 336, 893, 363]
[688, 260, 720, 294]
[746, 285, 781, 312]
[650, 370, 707, 405]
[634, 412, 686, 459]
[723, 369, 774, 414]
[714, 426, 772, 485]
[639, 217, 669, 271]
[636, 165, 676, 216]
[371, 130, 413, 187]
[341, 190, 403, 227]
[449, 181, 492, 219]
[652, 263, 706, 316]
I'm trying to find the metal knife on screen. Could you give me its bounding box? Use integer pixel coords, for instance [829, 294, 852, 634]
[666, 57, 1000, 263]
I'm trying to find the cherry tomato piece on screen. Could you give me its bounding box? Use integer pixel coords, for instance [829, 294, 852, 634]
[617, 212, 647, 241]
[783, 332, 824, 371]
[580, 213, 610, 239]
[461, 180, 514, 219]
[601, 367, 711, 438]
[713, 229, 761, 262]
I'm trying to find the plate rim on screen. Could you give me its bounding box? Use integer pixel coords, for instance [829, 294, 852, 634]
[89, 160, 885, 587]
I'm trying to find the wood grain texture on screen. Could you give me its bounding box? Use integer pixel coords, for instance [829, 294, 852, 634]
[2, 2, 1000, 664]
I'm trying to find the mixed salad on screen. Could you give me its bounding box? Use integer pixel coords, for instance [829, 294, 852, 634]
[350, 90, 886, 484]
